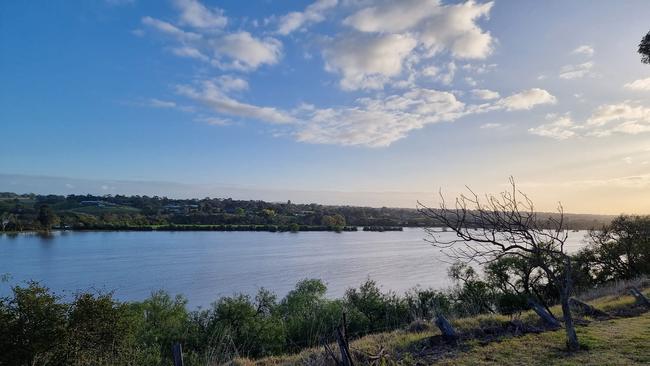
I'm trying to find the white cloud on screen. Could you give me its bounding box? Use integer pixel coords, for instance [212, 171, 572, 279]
[587, 102, 650, 127]
[559, 61, 594, 79]
[195, 116, 232, 126]
[471, 88, 500, 100]
[498, 88, 557, 111]
[421, 65, 439, 78]
[173, 0, 227, 29]
[141, 16, 201, 41]
[323, 33, 418, 90]
[480, 122, 501, 129]
[343, 0, 440, 33]
[344, 0, 494, 59]
[571, 45, 594, 57]
[325, 0, 494, 90]
[296, 88, 466, 147]
[177, 80, 295, 124]
[531, 102, 650, 140]
[586, 102, 650, 137]
[419, 0, 494, 59]
[528, 115, 577, 140]
[464, 77, 477, 86]
[214, 32, 282, 70]
[171, 46, 209, 61]
[148, 98, 177, 108]
[624, 77, 650, 91]
[436, 61, 456, 85]
[216, 75, 249, 92]
[462, 62, 497, 74]
[277, 0, 338, 35]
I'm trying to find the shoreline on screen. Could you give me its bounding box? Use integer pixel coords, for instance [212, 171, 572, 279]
[0, 224, 406, 234]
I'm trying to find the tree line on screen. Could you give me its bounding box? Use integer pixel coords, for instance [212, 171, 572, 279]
[0, 192, 614, 232]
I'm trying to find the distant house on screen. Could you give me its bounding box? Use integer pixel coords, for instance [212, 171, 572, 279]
[163, 204, 183, 214]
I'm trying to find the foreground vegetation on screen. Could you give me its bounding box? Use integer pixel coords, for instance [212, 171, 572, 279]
[3, 277, 644, 366]
[0, 192, 613, 232]
[245, 284, 650, 365]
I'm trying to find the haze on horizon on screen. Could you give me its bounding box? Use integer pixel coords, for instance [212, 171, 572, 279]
[2, 0, 650, 215]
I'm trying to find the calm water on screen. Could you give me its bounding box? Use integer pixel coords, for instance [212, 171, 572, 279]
[0, 229, 589, 308]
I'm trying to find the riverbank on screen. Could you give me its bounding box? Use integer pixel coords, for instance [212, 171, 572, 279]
[1, 224, 410, 234]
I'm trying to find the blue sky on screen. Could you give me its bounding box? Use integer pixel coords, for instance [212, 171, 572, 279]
[2, 0, 650, 213]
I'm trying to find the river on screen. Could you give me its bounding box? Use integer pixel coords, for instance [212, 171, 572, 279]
[0, 229, 589, 308]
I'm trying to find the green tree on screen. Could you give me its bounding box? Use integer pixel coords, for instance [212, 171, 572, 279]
[66, 292, 131, 363]
[580, 215, 650, 283]
[321, 214, 346, 229]
[639, 30, 650, 64]
[37, 204, 59, 231]
[0, 282, 68, 365]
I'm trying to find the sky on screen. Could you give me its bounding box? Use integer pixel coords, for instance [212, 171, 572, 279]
[1, 0, 650, 214]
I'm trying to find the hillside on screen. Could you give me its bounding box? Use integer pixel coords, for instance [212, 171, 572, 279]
[241, 285, 650, 365]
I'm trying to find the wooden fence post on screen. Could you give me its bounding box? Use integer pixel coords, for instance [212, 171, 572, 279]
[629, 287, 650, 307]
[528, 298, 561, 328]
[434, 314, 458, 345]
[172, 342, 184, 366]
[335, 313, 354, 366]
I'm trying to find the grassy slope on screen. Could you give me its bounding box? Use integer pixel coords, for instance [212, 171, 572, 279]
[438, 313, 650, 365]
[241, 288, 650, 365]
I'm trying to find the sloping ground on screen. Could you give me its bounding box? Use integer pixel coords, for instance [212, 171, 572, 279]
[239, 288, 649, 365]
[436, 313, 650, 365]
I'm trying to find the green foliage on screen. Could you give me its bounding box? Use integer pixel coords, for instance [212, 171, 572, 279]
[321, 214, 346, 229]
[37, 204, 59, 231]
[640, 30, 650, 64]
[0, 282, 68, 365]
[448, 263, 497, 316]
[578, 215, 650, 283]
[404, 288, 452, 319]
[345, 279, 410, 333]
[66, 293, 132, 365]
[129, 290, 189, 359]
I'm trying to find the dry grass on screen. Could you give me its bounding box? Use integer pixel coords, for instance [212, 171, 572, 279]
[577, 276, 649, 302]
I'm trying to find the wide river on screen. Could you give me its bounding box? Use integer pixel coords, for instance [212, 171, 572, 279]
[0, 229, 589, 308]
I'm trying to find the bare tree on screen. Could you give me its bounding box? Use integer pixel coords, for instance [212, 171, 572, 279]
[417, 177, 579, 351]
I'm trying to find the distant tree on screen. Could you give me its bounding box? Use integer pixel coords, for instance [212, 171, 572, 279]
[580, 215, 650, 283]
[321, 214, 346, 228]
[639, 30, 650, 64]
[417, 178, 580, 351]
[37, 205, 58, 231]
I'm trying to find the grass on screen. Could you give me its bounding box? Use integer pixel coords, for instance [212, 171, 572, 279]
[438, 313, 650, 365]
[66, 205, 141, 215]
[238, 286, 649, 365]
